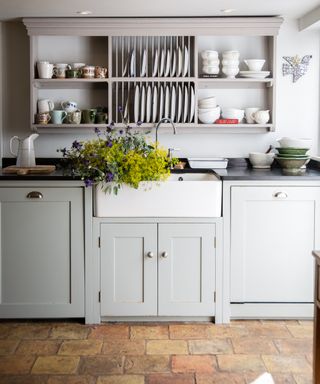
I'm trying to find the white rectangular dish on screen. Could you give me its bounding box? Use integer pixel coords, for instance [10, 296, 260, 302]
[188, 158, 228, 169]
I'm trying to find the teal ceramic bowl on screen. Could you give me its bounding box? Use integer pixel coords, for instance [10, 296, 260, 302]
[276, 147, 309, 156]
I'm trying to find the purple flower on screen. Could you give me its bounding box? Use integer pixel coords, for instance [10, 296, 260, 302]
[84, 179, 94, 187]
[137, 120, 143, 126]
[94, 127, 101, 135]
[60, 147, 67, 156]
[105, 172, 114, 182]
[119, 129, 124, 135]
[106, 140, 113, 148]
[72, 140, 82, 150]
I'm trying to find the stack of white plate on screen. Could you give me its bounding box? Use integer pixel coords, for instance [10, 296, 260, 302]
[201, 50, 219, 75]
[222, 51, 240, 79]
[198, 96, 221, 124]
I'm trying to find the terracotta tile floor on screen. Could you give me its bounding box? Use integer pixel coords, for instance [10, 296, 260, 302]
[0, 319, 313, 383]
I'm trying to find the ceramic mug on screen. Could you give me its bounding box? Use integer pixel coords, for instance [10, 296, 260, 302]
[71, 62, 86, 70]
[61, 100, 78, 113]
[81, 109, 97, 123]
[81, 65, 95, 79]
[66, 69, 80, 78]
[245, 107, 260, 124]
[37, 61, 54, 79]
[36, 112, 51, 124]
[94, 66, 108, 78]
[95, 112, 107, 124]
[66, 110, 82, 124]
[50, 110, 67, 124]
[53, 63, 71, 79]
[38, 99, 54, 113]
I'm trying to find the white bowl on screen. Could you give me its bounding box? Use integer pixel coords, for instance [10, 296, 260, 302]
[198, 96, 217, 108]
[202, 58, 220, 66]
[244, 59, 265, 71]
[249, 152, 275, 169]
[222, 108, 244, 121]
[222, 50, 240, 59]
[198, 106, 221, 124]
[222, 59, 240, 66]
[201, 50, 219, 60]
[202, 66, 219, 75]
[222, 66, 239, 78]
[198, 105, 220, 113]
[277, 137, 312, 149]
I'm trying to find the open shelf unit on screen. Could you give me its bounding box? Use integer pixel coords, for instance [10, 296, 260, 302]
[24, 17, 283, 134]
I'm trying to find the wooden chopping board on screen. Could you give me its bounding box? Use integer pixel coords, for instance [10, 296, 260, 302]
[2, 165, 56, 175]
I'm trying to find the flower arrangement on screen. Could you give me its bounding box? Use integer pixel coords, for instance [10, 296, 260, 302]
[59, 119, 178, 194]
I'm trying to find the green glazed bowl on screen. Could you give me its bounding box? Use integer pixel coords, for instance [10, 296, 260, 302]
[276, 147, 309, 156]
[275, 156, 309, 169]
[276, 154, 309, 158]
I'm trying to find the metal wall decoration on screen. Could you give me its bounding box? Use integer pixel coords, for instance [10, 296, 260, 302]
[282, 55, 312, 83]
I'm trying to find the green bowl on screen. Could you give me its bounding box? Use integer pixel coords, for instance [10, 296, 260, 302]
[276, 154, 309, 159]
[276, 147, 309, 156]
[275, 156, 309, 169]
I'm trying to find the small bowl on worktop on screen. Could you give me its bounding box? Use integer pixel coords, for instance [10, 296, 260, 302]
[249, 152, 275, 169]
[276, 147, 310, 156]
[275, 156, 310, 175]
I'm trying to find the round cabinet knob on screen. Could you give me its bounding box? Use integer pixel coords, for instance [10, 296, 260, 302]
[146, 252, 154, 258]
[274, 191, 288, 199]
[161, 251, 168, 258]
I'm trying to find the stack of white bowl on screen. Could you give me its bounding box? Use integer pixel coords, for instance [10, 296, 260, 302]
[198, 96, 221, 124]
[201, 51, 220, 76]
[222, 50, 240, 78]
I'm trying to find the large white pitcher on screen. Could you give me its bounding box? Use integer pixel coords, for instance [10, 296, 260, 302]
[9, 133, 39, 167]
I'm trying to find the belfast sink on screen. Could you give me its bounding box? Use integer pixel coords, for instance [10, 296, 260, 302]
[94, 173, 222, 217]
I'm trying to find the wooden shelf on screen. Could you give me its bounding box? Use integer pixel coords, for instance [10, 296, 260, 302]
[111, 77, 196, 82]
[33, 78, 109, 89]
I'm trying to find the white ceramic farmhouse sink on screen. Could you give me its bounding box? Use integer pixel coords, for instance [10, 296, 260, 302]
[94, 173, 222, 217]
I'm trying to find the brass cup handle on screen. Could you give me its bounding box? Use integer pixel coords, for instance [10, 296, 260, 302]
[161, 251, 168, 258]
[26, 191, 43, 199]
[274, 191, 288, 199]
[146, 252, 154, 258]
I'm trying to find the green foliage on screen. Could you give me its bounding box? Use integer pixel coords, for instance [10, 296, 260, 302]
[59, 124, 178, 194]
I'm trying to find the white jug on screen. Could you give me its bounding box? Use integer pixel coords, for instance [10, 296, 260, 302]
[9, 133, 39, 167]
[252, 110, 270, 124]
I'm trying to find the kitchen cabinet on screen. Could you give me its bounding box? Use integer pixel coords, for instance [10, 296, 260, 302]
[228, 184, 320, 318]
[0, 186, 84, 318]
[99, 222, 216, 318]
[23, 17, 282, 134]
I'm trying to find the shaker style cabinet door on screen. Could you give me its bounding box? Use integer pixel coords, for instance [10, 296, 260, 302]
[230, 186, 320, 303]
[100, 223, 157, 316]
[158, 223, 216, 316]
[0, 187, 84, 318]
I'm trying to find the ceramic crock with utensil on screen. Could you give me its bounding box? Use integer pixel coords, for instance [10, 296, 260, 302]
[9, 133, 39, 167]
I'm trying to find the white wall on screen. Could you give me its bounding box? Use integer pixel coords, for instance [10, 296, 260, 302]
[2, 18, 319, 159]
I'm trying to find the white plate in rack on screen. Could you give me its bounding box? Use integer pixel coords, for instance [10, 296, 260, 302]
[152, 85, 158, 123]
[189, 85, 195, 123]
[130, 49, 136, 77]
[177, 47, 182, 77]
[183, 85, 189, 123]
[164, 49, 171, 77]
[182, 46, 189, 77]
[170, 49, 176, 77]
[140, 49, 147, 77]
[159, 85, 164, 120]
[140, 85, 146, 123]
[134, 84, 140, 122]
[152, 50, 159, 77]
[146, 85, 152, 123]
[122, 55, 129, 77]
[176, 85, 182, 123]
[159, 49, 165, 77]
[164, 85, 170, 118]
[170, 85, 176, 121]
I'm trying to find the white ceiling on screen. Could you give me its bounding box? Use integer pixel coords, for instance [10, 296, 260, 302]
[0, 0, 319, 21]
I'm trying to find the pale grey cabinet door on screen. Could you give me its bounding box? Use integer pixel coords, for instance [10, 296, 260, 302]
[100, 223, 157, 316]
[0, 187, 84, 318]
[230, 186, 319, 303]
[158, 223, 216, 316]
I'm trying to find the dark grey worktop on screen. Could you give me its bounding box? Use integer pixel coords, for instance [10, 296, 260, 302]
[1, 158, 320, 181]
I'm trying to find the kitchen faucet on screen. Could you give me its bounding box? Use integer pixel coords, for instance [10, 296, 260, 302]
[155, 117, 177, 146]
